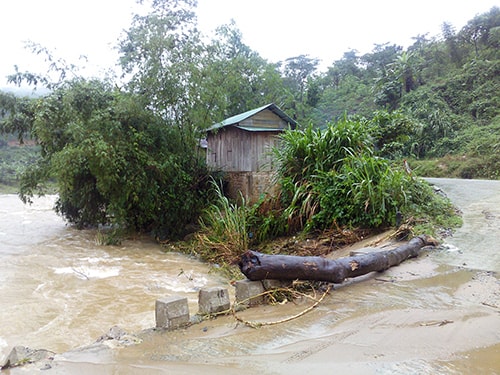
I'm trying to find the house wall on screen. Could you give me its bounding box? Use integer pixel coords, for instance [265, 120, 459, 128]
[206, 127, 281, 172]
[239, 109, 290, 129]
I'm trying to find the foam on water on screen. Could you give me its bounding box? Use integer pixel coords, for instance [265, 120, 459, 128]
[53, 266, 121, 279]
[440, 243, 461, 252]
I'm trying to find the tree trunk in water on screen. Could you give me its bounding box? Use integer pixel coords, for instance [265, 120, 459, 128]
[239, 235, 437, 283]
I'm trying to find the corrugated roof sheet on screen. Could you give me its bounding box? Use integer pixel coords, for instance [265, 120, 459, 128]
[207, 103, 297, 132]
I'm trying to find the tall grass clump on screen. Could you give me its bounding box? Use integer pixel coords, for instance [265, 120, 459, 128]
[195, 180, 250, 263]
[270, 117, 373, 233]
[254, 116, 460, 239]
[275, 117, 372, 184]
[311, 152, 410, 229]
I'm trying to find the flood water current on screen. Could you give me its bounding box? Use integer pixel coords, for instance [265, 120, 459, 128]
[1, 178, 499, 374]
[0, 194, 228, 362]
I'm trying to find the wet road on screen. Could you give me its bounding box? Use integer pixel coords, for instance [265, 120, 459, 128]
[426, 178, 500, 272]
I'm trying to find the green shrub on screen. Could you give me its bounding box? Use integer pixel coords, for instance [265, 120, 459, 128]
[255, 117, 461, 239]
[312, 153, 409, 228]
[3, 79, 214, 238]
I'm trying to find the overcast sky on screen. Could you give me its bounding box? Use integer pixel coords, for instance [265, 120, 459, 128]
[1, 0, 498, 88]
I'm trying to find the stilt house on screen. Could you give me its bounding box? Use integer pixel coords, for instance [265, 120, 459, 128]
[205, 103, 297, 203]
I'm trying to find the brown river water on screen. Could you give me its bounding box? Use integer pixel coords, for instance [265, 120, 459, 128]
[1, 178, 499, 374]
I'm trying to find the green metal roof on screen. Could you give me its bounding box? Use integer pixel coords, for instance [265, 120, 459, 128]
[207, 103, 297, 132]
[235, 126, 284, 132]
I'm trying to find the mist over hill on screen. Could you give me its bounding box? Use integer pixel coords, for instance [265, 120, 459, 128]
[0, 86, 50, 97]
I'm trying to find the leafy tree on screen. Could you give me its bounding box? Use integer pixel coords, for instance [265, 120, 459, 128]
[407, 34, 449, 84]
[118, 0, 205, 149]
[2, 0, 292, 239]
[369, 48, 401, 109]
[391, 51, 419, 94]
[373, 48, 419, 110]
[119, 0, 288, 128]
[441, 22, 464, 66]
[280, 54, 319, 121]
[330, 50, 363, 81]
[7, 41, 86, 89]
[460, 6, 500, 59]
[0, 92, 35, 144]
[310, 75, 374, 125]
[201, 21, 286, 119]
[309, 51, 375, 124]
[361, 43, 403, 75]
[3, 79, 213, 237]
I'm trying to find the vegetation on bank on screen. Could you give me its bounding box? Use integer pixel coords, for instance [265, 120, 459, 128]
[187, 118, 461, 266]
[410, 116, 500, 180]
[1, 0, 496, 264]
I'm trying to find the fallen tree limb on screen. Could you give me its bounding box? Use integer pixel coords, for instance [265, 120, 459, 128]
[239, 235, 437, 283]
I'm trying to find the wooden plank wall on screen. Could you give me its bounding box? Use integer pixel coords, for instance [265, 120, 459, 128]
[207, 127, 281, 172]
[206, 109, 285, 172]
[239, 109, 289, 129]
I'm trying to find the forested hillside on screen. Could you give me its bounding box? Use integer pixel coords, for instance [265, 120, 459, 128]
[292, 7, 500, 178]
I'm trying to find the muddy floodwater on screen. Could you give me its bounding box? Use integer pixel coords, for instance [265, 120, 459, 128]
[0, 195, 228, 366]
[1, 178, 500, 374]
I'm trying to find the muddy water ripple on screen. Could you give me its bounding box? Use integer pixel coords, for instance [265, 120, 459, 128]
[0, 194, 227, 362]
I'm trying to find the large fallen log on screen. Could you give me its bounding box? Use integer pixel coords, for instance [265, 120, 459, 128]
[239, 234, 437, 283]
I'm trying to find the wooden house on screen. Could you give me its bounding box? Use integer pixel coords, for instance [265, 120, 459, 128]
[205, 103, 297, 203]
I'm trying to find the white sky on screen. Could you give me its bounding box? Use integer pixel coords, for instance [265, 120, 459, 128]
[1, 0, 498, 88]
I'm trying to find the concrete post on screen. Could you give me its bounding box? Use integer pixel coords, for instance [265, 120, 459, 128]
[234, 280, 265, 306]
[155, 296, 190, 329]
[198, 287, 230, 315]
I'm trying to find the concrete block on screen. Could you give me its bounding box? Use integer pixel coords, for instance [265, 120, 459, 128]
[235, 280, 265, 306]
[198, 287, 230, 315]
[155, 296, 189, 329]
